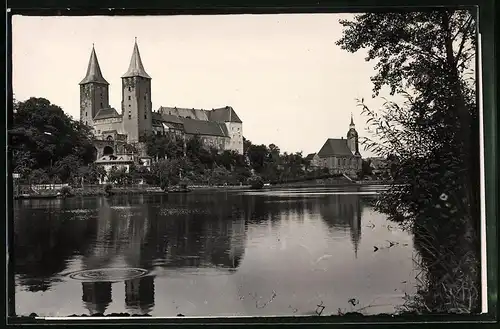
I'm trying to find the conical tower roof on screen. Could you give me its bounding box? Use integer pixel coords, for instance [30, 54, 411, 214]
[79, 45, 109, 85]
[122, 39, 151, 79]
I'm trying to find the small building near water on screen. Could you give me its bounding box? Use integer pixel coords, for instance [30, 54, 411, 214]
[95, 154, 135, 184]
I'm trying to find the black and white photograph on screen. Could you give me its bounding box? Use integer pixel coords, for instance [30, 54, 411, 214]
[9, 9, 485, 318]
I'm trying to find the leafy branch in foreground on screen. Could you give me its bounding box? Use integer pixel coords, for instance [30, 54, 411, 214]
[338, 9, 480, 313]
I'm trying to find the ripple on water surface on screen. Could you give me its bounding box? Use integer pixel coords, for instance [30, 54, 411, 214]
[67, 267, 149, 282]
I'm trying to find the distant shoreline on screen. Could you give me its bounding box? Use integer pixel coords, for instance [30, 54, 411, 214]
[14, 180, 392, 200]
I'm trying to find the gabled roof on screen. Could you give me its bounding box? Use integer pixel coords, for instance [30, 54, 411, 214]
[305, 153, 316, 161]
[156, 113, 184, 125]
[79, 46, 109, 85]
[317, 138, 354, 158]
[180, 117, 229, 137]
[209, 106, 242, 123]
[93, 108, 121, 120]
[158, 106, 210, 121]
[122, 40, 151, 79]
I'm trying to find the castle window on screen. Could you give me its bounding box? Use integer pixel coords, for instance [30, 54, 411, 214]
[128, 87, 131, 92]
[100, 102, 103, 107]
[128, 115, 132, 119]
[85, 112, 87, 116]
[128, 104, 131, 107]
[144, 114, 147, 119]
[128, 96, 131, 100]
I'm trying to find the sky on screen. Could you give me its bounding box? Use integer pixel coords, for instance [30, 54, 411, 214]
[12, 14, 398, 157]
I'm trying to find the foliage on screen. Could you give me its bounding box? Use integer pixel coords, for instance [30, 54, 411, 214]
[360, 159, 373, 179]
[248, 175, 264, 190]
[103, 183, 113, 195]
[337, 9, 479, 313]
[10, 97, 95, 183]
[59, 186, 73, 197]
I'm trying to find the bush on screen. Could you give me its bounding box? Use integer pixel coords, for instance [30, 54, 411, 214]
[248, 176, 264, 189]
[160, 180, 169, 191]
[59, 186, 73, 197]
[104, 183, 113, 195]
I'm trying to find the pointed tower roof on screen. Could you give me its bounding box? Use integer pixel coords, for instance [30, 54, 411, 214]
[350, 113, 355, 126]
[122, 39, 151, 79]
[79, 45, 109, 85]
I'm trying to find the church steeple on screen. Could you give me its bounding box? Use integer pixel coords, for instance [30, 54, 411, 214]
[347, 114, 360, 156]
[122, 38, 151, 79]
[79, 45, 109, 85]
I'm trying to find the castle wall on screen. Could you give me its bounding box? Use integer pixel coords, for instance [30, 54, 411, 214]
[224, 122, 244, 154]
[93, 118, 125, 135]
[186, 134, 229, 152]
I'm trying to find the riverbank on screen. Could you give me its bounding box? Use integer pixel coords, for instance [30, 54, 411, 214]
[14, 180, 393, 200]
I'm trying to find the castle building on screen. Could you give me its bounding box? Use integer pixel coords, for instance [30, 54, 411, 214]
[79, 40, 244, 166]
[308, 115, 362, 177]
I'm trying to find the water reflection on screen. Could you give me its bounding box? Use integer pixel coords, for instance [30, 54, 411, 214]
[125, 276, 155, 315]
[13, 190, 410, 317]
[82, 282, 112, 315]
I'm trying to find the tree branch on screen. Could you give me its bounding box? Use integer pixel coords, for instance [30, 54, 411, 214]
[454, 19, 473, 66]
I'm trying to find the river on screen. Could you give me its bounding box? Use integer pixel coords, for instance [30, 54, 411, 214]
[12, 186, 418, 317]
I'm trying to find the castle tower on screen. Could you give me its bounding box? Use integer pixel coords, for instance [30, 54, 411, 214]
[121, 39, 152, 143]
[79, 45, 110, 126]
[346, 114, 360, 156]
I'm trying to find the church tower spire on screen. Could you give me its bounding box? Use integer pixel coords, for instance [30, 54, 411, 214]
[346, 114, 360, 157]
[79, 45, 110, 126]
[122, 38, 151, 79]
[79, 45, 109, 85]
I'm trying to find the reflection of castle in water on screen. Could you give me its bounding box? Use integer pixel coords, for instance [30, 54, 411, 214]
[81, 275, 155, 316]
[318, 194, 363, 257]
[82, 282, 112, 315]
[125, 276, 155, 315]
[79, 194, 247, 315]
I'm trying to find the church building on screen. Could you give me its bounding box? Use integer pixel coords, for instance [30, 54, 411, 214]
[308, 115, 362, 177]
[79, 39, 244, 168]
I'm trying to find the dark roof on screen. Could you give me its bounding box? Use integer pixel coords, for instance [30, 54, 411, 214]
[158, 107, 209, 121]
[180, 117, 228, 137]
[317, 139, 354, 158]
[209, 106, 242, 123]
[94, 108, 121, 120]
[305, 153, 316, 161]
[157, 113, 184, 125]
[79, 46, 109, 85]
[122, 40, 151, 79]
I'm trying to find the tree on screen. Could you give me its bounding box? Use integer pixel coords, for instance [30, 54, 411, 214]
[360, 159, 373, 178]
[9, 98, 95, 183]
[337, 10, 479, 312]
